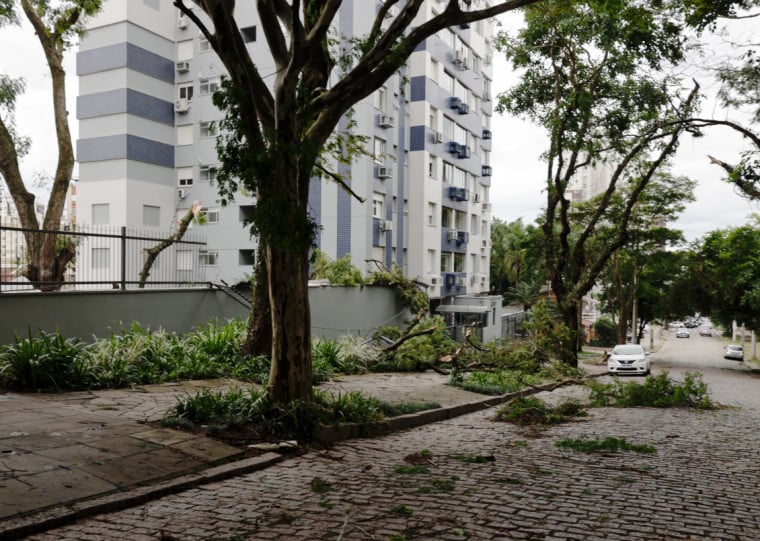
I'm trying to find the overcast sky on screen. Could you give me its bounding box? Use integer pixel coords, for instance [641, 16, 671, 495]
[0, 9, 757, 243]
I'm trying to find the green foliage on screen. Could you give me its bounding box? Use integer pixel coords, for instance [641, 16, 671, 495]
[368, 265, 429, 314]
[587, 371, 714, 409]
[378, 401, 440, 417]
[453, 454, 495, 464]
[378, 316, 457, 371]
[456, 370, 542, 396]
[334, 334, 377, 373]
[592, 317, 617, 347]
[417, 477, 457, 493]
[0, 330, 82, 390]
[390, 504, 414, 516]
[490, 217, 544, 299]
[555, 436, 656, 454]
[165, 387, 389, 442]
[495, 396, 587, 425]
[310, 477, 333, 494]
[310, 249, 365, 285]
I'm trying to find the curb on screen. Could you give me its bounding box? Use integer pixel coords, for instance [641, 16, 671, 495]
[0, 452, 284, 541]
[312, 377, 586, 444]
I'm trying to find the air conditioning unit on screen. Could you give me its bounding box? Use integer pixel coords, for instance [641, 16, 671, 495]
[481, 165, 493, 177]
[177, 16, 188, 29]
[178, 189, 187, 199]
[463, 57, 473, 71]
[453, 50, 466, 65]
[430, 275, 440, 286]
[447, 230, 459, 241]
[176, 61, 190, 73]
[457, 103, 470, 115]
[375, 166, 392, 179]
[377, 114, 395, 128]
[447, 141, 461, 154]
[449, 96, 462, 109]
[432, 130, 444, 143]
[380, 220, 393, 232]
[174, 99, 190, 113]
[456, 277, 467, 288]
[482, 203, 492, 211]
[457, 146, 471, 159]
[457, 231, 468, 244]
[482, 129, 492, 140]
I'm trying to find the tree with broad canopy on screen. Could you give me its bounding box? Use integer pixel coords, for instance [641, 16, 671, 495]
[174, 0, 541, 404]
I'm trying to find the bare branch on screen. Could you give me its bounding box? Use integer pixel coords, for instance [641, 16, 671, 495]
[313, 163, 366, 203]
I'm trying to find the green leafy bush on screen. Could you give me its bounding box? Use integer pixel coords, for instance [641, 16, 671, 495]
[456, 370, 542, 395]
[587, 371, 714, 409]
[495, 396, 587, 425]
[0, 330, 82, 390]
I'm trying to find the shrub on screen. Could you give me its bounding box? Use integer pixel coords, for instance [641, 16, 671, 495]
[495, 396, 587, 425]
[0, 330, 82, 390]
[591, 317, 617, 347]
[587, 371, 714, 409]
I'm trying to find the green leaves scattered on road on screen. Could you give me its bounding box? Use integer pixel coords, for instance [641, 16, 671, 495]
[556, 436, 656, 454]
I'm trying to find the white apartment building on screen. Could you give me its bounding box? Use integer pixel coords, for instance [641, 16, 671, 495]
[76, 0, 494, 302]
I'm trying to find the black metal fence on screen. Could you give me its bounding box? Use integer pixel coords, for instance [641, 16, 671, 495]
[0, 219, 207, 292]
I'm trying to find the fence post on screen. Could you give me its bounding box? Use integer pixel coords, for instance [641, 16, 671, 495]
[120, 226, 127, 290]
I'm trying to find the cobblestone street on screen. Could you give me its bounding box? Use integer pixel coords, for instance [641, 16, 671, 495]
[28, 365, 760, 540]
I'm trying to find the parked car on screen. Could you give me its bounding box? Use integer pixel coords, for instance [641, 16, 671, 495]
[699, 327, 712, 337]
[607, 344, 651, 376]
[676, 328, 690, 338]
[724, 344, 744, 361]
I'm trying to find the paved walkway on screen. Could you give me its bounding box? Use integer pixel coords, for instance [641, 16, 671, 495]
[18, 357, 760, 540]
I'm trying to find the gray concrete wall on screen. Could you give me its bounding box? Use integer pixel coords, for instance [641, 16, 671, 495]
[0, 285, 409, 344]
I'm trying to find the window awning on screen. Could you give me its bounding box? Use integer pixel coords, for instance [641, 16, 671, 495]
[436, 304, 491, 313]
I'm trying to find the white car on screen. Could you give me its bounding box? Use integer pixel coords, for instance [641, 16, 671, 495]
[676, 328, 690, 338]
[607, 344, 651, 376]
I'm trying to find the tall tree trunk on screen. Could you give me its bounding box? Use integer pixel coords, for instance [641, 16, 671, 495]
[266, 242, 312, 403]
[242, 243, 272, 358]
[557, 298, 580, 368]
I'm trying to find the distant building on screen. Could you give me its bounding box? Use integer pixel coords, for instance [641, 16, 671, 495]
[76, 1, 494, 307]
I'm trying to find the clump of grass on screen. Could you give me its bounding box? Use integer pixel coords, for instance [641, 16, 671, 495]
[555, 436, 656, 454]
[310, 477, 333, 494]
[418, 477, 457, 493]
[495, 396, 587, 425]
[0, 330, 82, 391]
[395, 465, 430, 475]
[378, 401, 440, 416]
[587, 371, 714, 409]
[391, 504, 413, 516]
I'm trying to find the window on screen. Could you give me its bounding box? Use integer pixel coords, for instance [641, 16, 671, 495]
[441, 252, 452, 272]
[442, 116, 454, 140]
[429, 106, 438, 130]
[441, 71, 455, 94]
[441, 207, 453, 228]
[177, 124, 193, 146]
[427, 202, 436, 226]
[442, 162, 454, 184]
[372, 194, 384, 218]
[240, 25, 256, 42]
[452, 168, 465, 188]
[428, 249, 437, 274]
[373, 137, 386, 164]
[178, 83, 193, 101]
[201, 207, 220, 223]
[199, 37, 211, 52]
[239, 205, 255, 223]
[374, 86, 387, 112]
[92, 203, 109, 225]
[200, 77, 220, 95]
[177, 250, 193, 271]
[238, 249, 255, 266]
[199, 250, 219, 266]
[199, 165, 218, 183]
[470, 213, 478, 233]
[454, 253, 465, 272]
[92, 247, 110, 269]
[441, 29, 455, 49]
[200, 121, 217, 138]
[428, 156, 437, 178]
[177, 40, 193, 61]
[143, 205, 160, 227]
[178, 167, 193, 186]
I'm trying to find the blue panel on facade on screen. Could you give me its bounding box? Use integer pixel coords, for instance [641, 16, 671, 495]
[77, 44, 128, 75]
[127, 135, 174, 168]
[77, 89, 127, 119]
[77, 43, 173, 83]
[126, 43, 174, 83]
[126, 89, 174, 125]
[372, 219, 380, 247]
[336, 163, 352, 259]
[78, 89, 173, 125]
[410, 76, 426, 102]
[409, 125, 425, 152]
[77, 134, 127, 163]
[77, 134, 173, 167]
